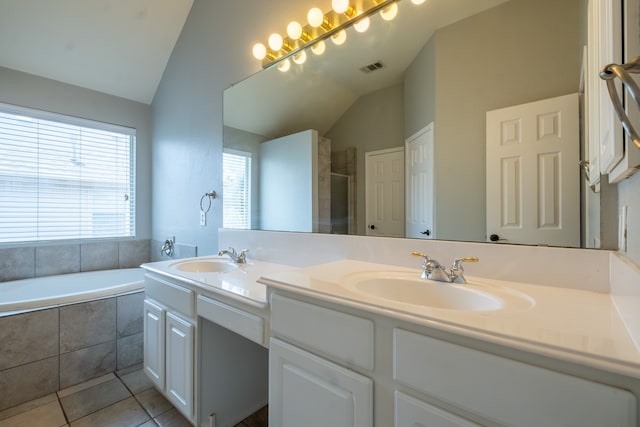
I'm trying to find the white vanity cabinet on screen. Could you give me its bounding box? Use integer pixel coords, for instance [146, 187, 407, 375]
[393, 328, 636, 427]
[143, 275, 196, 423]
[267, 290, 638, 427]
[269, 294, 374, 426]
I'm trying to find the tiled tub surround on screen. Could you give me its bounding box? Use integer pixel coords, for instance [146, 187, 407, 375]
[0, 238, 151, 282]
[0, 288, 146, 411]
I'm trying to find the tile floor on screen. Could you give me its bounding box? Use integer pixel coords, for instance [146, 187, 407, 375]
[0, 366, 268, 427]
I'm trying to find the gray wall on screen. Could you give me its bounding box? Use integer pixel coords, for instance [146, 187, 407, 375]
[326, 84, 404, 235]
[151, 0, 292, 256]
[0, 66, 152, 243]
[404, 0, 582, 242]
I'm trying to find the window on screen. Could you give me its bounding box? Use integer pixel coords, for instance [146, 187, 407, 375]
[223, 149, 251, 229]
[0, 104, 136, 243]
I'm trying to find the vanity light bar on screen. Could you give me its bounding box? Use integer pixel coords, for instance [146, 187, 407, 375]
[253, 0, 413, 70]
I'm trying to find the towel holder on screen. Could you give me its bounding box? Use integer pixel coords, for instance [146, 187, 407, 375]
[600, 56, 640, 150]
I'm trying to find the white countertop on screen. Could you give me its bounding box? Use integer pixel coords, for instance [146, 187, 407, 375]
[259, 259, 640, 379]
[141, 256, 290, 309]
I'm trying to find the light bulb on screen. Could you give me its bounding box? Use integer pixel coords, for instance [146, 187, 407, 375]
[307, 7, 324, 27]
[311, 40, 326, 55]
[331, 29, 347, 45]
[293, 50, 307, 65]
[353, 13, 370, 33]
[380, 3, 398, 21]
[252, 43, 267, 60]
[287, 21, 303, 39]
[268, 33, 283, 51]
[278, 59, 291, 72]
[411, 0, 426, 4]
[332, 0, 349, 14]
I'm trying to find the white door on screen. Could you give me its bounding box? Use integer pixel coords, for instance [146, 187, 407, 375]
[486, 93, 580, 247]
[143, 299, 165, 390]
[269, 338, 373, 427]
[405, 124, 434, 239]
[165, 312, 194, 421]
[365, 147, 404, 237]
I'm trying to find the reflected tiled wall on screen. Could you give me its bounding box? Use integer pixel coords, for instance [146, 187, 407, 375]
[0, 239, 151, 282]
[0, 291, 145, 411]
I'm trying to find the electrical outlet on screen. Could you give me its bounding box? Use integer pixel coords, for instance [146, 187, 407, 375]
[619, 205, 628, 252]
[200, 211, 207, 226]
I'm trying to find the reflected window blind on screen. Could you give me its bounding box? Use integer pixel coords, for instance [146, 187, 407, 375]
[0, 104, 136, 243]
[223, 149, 251, 229]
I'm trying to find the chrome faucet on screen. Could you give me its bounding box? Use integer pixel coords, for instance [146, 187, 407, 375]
[217, 247, 249, 264]
[411, 252, 479, 284]
[160, 237, 175, 257]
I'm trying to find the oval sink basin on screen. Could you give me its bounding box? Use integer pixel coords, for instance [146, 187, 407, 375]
[341, 272, 506, 311]
[170, 259, 237, 273]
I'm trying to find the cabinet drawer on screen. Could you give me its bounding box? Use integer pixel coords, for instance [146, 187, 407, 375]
[145, 275, 194, 318]
[395, 391, 479, 427]
[271, 294, 374, 370]
[393, 329, 637, 427]
[197, 295, 264, 345]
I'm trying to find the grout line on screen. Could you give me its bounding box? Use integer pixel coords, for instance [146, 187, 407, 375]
[56, 392, 70, 426]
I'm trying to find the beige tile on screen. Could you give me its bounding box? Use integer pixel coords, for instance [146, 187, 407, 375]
[0, 247, 35, 282]
[242, 406, 268, 427]
[35, 244, 80, 277]
[59, 341, 116, 389]
[119, 369, 154, 394]
[135, 388, 172, 418]
[60, 377, 131, 422]
[57, 373, 116, 399]
[0, 394, 58, 422]
[0, 400, 66, 427]
[0, 357, 59, 411]
[153, 408, 191, 427]
[70, 397, 149, 427]
[137, 421, 158, 427]
[60, 299, 116, 353]
[0, 308, 58, 371]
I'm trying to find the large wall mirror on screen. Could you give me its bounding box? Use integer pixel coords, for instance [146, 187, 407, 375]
[223, 0, 615, 249]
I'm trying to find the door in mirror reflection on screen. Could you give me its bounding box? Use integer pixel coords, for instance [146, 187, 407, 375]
[406, 123, 435, 240]
[486, 93, 580, 247]
[365, 148, 405, 237]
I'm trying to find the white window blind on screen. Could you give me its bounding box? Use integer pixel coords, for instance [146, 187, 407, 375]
[0, 104, 136, 243]
[223, 149, 251, 229]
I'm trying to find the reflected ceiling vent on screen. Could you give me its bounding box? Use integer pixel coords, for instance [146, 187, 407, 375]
[360, 61, 385, 74]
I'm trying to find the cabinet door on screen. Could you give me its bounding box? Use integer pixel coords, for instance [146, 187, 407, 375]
[270, 338, 373, 427]
[166, 311, 194, 420]
[143, 299, 165, 389]
[395, 391, 480, 427]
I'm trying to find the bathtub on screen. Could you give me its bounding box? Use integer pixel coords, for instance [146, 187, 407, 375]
[0, 268, 145, 313]
[0, 267, 147, 410]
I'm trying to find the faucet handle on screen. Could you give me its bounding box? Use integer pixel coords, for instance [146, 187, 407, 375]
[238, 249, 249, 263]
[450, 257, 479, 284]
[452, 257, 479, 269]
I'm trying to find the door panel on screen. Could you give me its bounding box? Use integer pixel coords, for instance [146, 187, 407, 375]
[365, 148, 405, 237]
[143, 299, 165, 390]
[486, 93, 580, 247]
[405, 124, 434, 239]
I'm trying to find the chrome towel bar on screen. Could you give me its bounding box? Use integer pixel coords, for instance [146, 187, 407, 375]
[600, 56, 640, 150]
